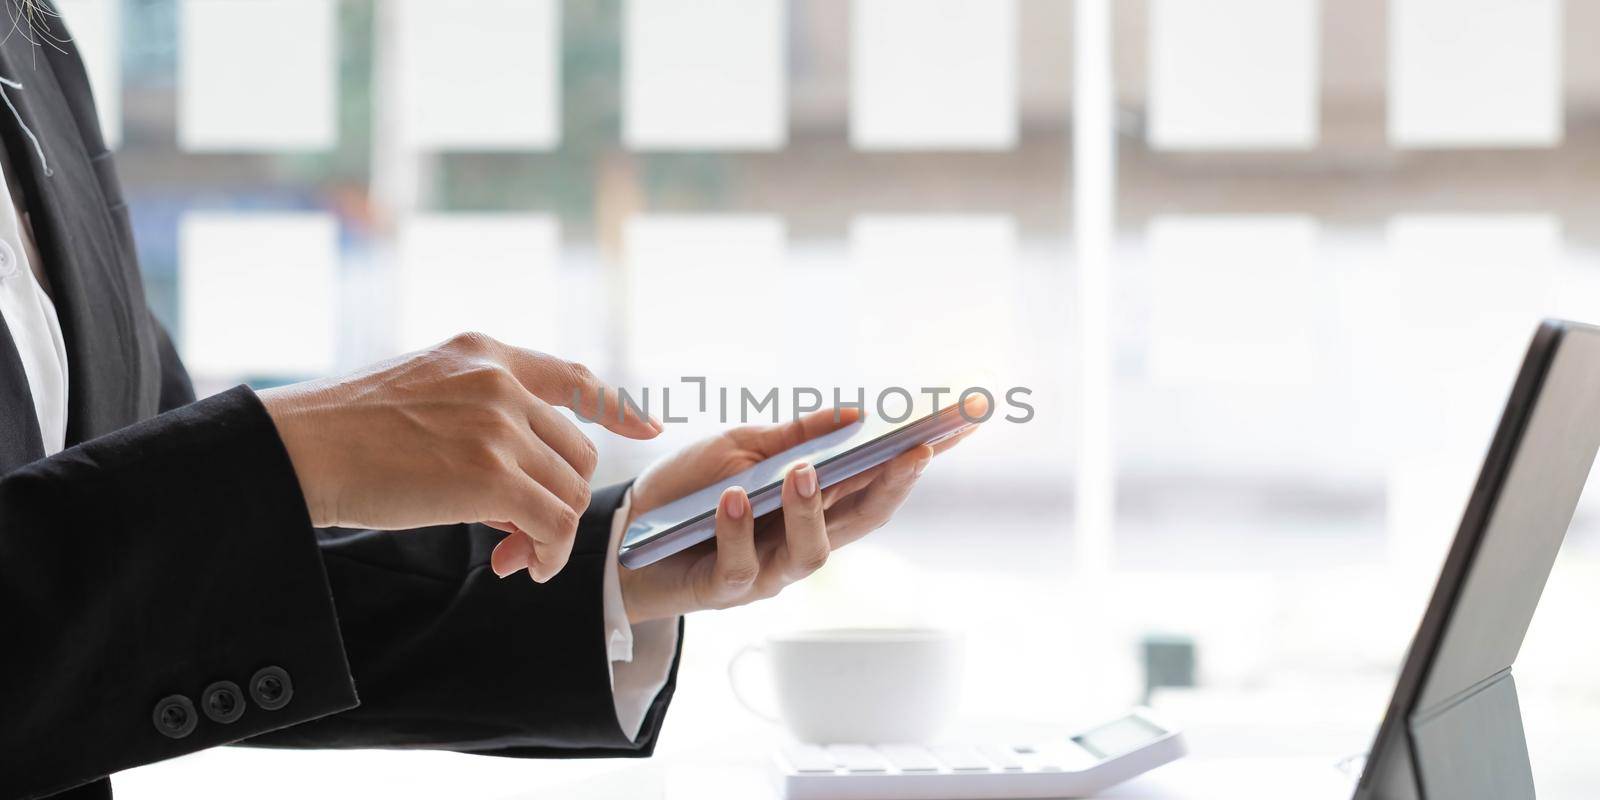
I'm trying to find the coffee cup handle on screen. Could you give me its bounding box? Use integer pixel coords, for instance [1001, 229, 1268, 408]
[727, 643, 781, 724]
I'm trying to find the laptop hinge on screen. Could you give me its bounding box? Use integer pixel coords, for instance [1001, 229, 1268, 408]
[1406, 670, 1534, 800]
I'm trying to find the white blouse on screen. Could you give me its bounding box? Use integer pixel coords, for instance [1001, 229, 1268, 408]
[0, 139, 68, 456]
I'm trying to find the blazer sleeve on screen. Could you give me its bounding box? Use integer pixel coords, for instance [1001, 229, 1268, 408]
[245, 481, 685, 759]
[0, 386, 358, 800]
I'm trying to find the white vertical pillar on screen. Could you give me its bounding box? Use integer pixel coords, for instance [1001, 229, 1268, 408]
[370, 0, 427, 215]
[363, 0, 430, 364]
[1074, 0, 1114, 578]
[1065, 0, 1133, 722]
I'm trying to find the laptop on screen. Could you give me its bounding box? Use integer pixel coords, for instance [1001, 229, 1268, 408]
[1345, 318, 1600, 798]
[1135, 319, 1600, 800]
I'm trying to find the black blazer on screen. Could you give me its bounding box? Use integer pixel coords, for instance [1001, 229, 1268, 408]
[0, 8, 682, 799]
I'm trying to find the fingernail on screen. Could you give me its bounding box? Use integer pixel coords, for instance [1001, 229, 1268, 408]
[649, 415, 664, 433]
[795, 464, 818, 498]
[914, 456, 930, 476]
[493, 563, 515, 579]
[725, 488, 747, 519]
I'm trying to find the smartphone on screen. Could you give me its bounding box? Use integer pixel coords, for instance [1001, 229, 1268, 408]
[618, 400, 978, 569]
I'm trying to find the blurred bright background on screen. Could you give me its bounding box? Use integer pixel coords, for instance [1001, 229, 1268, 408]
[78, 0, 1600, 796]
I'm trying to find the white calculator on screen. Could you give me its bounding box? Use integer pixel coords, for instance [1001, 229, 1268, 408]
[774, 708, 1186, 799]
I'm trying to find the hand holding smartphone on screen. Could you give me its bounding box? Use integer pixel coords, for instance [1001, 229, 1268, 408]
[618, 398, 981, 568]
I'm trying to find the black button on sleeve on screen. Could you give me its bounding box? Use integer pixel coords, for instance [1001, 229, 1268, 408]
[249, 666, 294, 711]
[152, 695, 197, 739]
[201, 680, 246, 724]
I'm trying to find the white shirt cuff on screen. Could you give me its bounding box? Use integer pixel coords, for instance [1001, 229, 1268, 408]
[602, 489, 680, 741]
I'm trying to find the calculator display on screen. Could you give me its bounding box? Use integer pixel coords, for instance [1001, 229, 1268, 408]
[1071, 715, 1167, 759]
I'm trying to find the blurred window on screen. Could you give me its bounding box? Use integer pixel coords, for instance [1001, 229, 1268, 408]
[850, 0, 1017, 149]
[393, 0, 560, 150]
[179, 212, 339, 376]
[178, 0, 337, 151]
[1390, 0, 1562, 146]
[1148, 0, 1318, 150]
[624, 0, 786, 150]
[395, 214, 559, 352]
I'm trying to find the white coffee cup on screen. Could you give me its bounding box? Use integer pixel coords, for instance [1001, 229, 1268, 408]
[728, 627, 964, 744]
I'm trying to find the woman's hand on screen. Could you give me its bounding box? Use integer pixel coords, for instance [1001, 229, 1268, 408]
[617, 406, 977, 624]
[258, 332, 660, 582]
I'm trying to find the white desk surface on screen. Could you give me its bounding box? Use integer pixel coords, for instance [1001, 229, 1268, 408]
[117, 740, 1352, 800]
[512, 755, 1355, 800]
[1082, 756, 1354, 799]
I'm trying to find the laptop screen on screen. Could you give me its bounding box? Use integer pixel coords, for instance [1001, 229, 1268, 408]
[1358, 320, 1600, 798]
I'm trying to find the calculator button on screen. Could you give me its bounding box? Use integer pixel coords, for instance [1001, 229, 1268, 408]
[1034, 740, 1096, 771]
[878, 744, 941, 773]
[781, 744, 837, 773]
[930, 745, 994, 772]
[826, 744, 890, 773]
[979, 744, 1026, 771]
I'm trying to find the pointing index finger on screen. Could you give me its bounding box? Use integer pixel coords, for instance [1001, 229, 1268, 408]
[504, 348, 662, 440]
